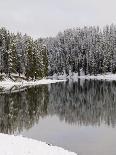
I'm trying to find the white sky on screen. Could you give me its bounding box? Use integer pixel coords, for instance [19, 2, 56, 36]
[0, 0, 116, 38]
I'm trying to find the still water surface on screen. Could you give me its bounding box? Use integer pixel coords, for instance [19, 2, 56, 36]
[0, 79, 116, 155]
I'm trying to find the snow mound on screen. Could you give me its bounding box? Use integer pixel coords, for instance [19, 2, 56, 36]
[0, 134, 77, 155]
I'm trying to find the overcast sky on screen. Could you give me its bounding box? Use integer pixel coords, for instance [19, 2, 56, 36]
[0, 0, 116, 38]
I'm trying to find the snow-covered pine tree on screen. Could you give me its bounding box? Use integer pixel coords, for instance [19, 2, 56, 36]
[8, 34, 17, 76]
[41, 45, 48, 77]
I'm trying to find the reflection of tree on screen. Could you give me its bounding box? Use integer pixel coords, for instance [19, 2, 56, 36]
[0, 80, 116, 134]
[48, 80, 116, 127]
[0, 85, 49, 134]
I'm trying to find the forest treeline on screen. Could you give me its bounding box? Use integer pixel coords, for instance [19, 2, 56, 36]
[0, 28, 48, 79]
[1, 24, 116, 78]
[44, 24, 116, 76]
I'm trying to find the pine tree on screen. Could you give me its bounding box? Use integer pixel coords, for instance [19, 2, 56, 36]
[8, 34, 17, 75]
[41, 45, 48, 77]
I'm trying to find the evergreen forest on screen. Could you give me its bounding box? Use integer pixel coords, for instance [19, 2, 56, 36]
[1, 25, 116, 79]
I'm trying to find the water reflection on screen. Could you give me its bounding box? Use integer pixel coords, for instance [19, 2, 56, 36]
[49, 80, 116, 127]
[0, 86, 48, 134]
[0, 79, 116, 134]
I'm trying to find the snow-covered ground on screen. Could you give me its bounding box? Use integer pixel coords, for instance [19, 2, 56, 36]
[1, 72, 116, 91]
[52, 72, 116, 81]
[0, 133, 77, 155]
[0, 78, 66, 90]
[72, 73, 116, 81]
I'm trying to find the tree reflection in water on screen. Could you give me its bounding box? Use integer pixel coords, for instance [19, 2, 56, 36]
[49, 80, 116, 127]
[0, 85, 48, 134]
[0, 79, 116, 134]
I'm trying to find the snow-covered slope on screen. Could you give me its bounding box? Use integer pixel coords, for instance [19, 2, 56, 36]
[0, 134, 77, 155]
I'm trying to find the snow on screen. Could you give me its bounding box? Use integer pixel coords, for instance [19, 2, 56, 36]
[73, 73, 116, 81]
[1, 72, 116, 91]
[52, 72, 116, 81]
[0, 133, 77, 155]
[0, 78, 66, 90]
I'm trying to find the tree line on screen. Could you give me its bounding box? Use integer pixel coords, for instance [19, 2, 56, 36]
[44, 24, 116, 76]
[0, 27, 48, 80]
[1, 24, 116, 78]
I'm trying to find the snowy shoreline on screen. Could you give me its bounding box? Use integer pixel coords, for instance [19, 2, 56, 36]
[73, 73, 116, 81]
[0, 133, 77, 155]
[52, 73, 116, 81]
[0, 73, 116, 91]
[0, 78, 66, 90]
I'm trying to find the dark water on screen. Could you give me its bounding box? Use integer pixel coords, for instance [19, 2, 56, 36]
[0, 80, 116, 155]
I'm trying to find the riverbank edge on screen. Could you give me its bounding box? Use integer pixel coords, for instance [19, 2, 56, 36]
[0, 133, 77, 155]
[51, 72, 116, 81]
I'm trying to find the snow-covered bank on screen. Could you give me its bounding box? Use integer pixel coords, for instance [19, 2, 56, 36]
[0, 78, 66, 90]
[1, 72, 116, 91]
[73, 73, 116, 81]
[0, 134, 77, 155]
[52, 73, 116, 81]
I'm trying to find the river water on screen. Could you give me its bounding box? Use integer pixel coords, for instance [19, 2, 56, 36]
[0, 79, 116, 155]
